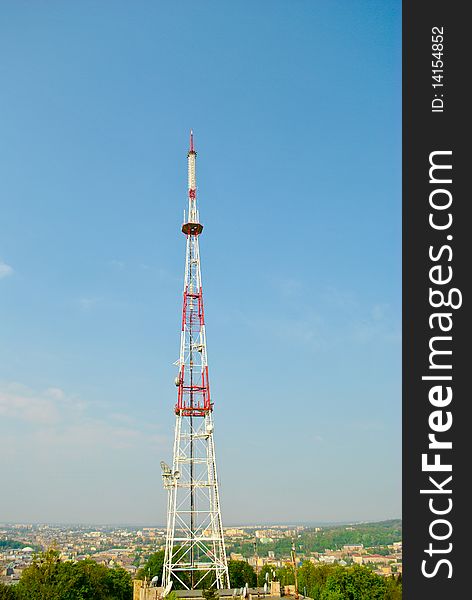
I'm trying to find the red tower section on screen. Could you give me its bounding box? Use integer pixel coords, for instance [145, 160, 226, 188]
[175, 131, 212, 416]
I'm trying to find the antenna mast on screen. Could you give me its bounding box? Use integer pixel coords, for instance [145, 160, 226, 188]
[162, 132, 230, 591]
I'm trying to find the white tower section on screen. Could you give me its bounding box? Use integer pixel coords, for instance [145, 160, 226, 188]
[162, 132, 230, 591]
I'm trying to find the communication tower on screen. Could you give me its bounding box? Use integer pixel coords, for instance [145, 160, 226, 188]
[162, 132, 230, 591]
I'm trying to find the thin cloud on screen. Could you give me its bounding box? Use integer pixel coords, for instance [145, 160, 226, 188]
[108, 259, 126, 270]
[371, 303, 390, 321]
[0, 381, 168, 453]
[273, 276, 303, 298]
[0, 384, 59, 425]
[350, 304, 400, 345]
[0, 260, 14, 279]
[45, 387, 66, 401]
[320, 285, 358, 310]
[78, 296, 101, 311]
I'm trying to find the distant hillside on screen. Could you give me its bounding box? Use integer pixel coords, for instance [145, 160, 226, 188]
[299, 519, 402, 553]
[227, 519, 402, 558]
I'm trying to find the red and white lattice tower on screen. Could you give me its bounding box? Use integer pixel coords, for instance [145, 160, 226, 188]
[162, 132, 230, 591]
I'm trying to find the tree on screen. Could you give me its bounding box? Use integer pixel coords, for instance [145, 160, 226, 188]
[202, 586, 219, 600]
[297, 562, 338, 599]
[0, 583, 16, 600]
[228, 561, 256, 588]
[14, 549, 132, 600]
[257, 564, 277, 587]
[0, 541, 23, 550]
[384, 574, 402, 600]
[274, 565, 294, 587]
[136, 549, 198, 589]
[104, 565, 133, 599]
[320, 565, 387, 600]
[14, 548, 75, 600]
[319, 591, 344, 600]
[136, 550, 165, 583]
[194, 571, 217, 589]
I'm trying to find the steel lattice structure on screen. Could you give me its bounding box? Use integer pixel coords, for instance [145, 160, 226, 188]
[162, 132, 230, 592]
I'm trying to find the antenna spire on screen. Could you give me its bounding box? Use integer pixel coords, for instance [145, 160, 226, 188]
[183, 130, 201, 234]
[189, 129, 194, 153]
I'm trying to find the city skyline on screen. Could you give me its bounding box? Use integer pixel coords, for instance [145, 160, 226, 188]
[0, 1, 401, 525]
[1, 519, 403, 587]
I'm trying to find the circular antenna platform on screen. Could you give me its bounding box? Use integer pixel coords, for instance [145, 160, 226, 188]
[182, 222, 203, 235]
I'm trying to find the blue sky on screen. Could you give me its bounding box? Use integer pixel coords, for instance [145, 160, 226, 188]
[0, 1, 401, 525]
